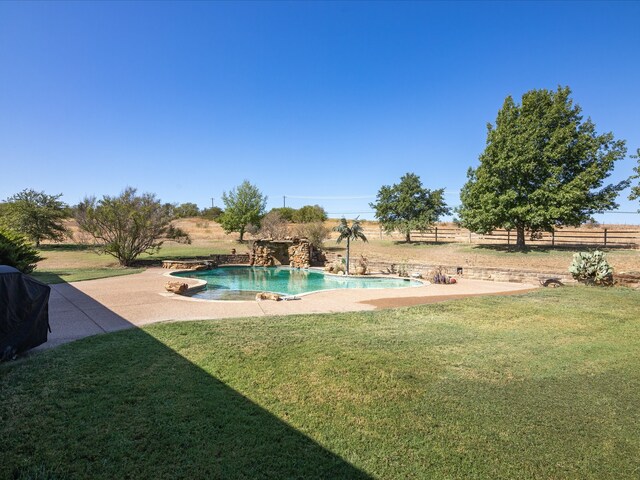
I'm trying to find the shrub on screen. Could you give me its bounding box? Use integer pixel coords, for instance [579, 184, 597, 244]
[76, 188, 174, 267]
[432, 266, 456, 284]
[269, 207, 296, 222]
[569, 250, 613, 285]
[295, 221, 330, 248]
[292, 205, 327, 223]
[201, 206, 223, 221]
[173, 202, 200, 218]
[325, 262, 346, 274]
[0, 228, 43, 273]
[355, 255, 368, 275]
[258, 210, 289, 239]
[165, 225, 191, 244]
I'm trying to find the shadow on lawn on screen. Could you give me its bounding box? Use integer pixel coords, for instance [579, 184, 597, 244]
[7, 275, 371, 479]
[391, 240, 456, 246]
[470, 244, 626, 254]
[38, 243, 96, 252]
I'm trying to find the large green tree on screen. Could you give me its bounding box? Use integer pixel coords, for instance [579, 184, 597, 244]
[76, 187, 186, 266]
[457, 86, 627, 248]
[629, 147, 640, 206]
[1, 189, 70, 246]
[370, 173, 450, 242]
[219, 181, 267, 241]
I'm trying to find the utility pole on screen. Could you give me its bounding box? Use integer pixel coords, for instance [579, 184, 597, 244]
[283, 195, 286, 208]
[211, 198, 214, 208]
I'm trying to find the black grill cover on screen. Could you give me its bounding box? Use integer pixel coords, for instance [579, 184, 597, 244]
[0, 265, 51, 360]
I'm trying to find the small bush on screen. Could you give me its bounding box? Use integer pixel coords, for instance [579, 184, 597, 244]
[569, 250, 613, 285]
[0, 228, 43, 273]
[295, 221, 330, 248]
[201, 206, 223, 221]
[292, 205, 327, 223]
[165, 224, 191, 244]
[397, 262, 409, 278]
[355, 255, 368, 275]
[325, 262, 346, 274]
[258, 210, 289, 239]
[432, 266, 456, 284]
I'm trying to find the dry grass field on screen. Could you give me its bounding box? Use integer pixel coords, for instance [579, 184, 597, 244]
[175, 218, 640, 273]
[38, 218, 639, 276]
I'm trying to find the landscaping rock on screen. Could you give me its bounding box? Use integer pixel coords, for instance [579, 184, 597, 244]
[255, 292, 282, 301]
[165, 281, 189, 294]
[249, 238, 326, 268]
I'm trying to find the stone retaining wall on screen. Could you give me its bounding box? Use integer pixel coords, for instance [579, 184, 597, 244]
[367, 261, 575, 285]
[161, 255, 250, 269]
[212, 254, 250, 265]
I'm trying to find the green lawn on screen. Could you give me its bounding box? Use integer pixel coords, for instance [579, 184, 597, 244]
[2, 287, 639, 479]
[30, 268, 144, 284]
[33, 243, 233, 284]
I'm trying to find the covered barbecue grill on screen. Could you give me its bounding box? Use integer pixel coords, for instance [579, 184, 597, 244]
[0, 265, 51, 360]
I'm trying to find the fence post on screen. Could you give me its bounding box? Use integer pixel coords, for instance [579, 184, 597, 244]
[507, 230, 510, 245]
[435, 227, 438, 243]
[552, 230, 555, 247]
[469, 230, 472, 243]
[604, 228, 608, 247]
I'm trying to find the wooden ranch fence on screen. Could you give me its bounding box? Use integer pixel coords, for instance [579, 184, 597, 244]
[356, 226, 640, 248]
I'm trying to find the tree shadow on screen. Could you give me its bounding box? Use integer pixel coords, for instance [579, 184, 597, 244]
[391, 240, 456, 246]
[471, 244, 552, 254]
[5, 278, 372, 479]
[38, 243, 96, 252]
[471, 244, 628, 254]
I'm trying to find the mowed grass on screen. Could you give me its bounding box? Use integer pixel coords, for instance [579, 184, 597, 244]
[2, 287, 639, 479]
[33, 243, 233, 284]
[30, 268, 144, 284]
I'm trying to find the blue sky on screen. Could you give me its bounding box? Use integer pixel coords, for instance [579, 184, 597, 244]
[1, 1, 639, 224]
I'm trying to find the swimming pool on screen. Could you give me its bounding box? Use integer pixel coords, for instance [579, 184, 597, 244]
[171, 266, 423, 300]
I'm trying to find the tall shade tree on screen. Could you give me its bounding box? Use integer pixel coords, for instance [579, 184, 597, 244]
[76, 187, 181, 267]
[333, 218, 368, 275]
[457, 86, 627, 248]
[370, 173, 450, 242]
[219, 181, 267, 242]
[629, 148, 640, 206]
[1, 189, 70, 246]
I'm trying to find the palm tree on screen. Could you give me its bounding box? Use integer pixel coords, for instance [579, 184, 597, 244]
[333, 217, 368, 275]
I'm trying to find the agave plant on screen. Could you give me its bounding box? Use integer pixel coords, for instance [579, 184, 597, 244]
[333, 217, 368, 275]
[568, 250, 614, 286]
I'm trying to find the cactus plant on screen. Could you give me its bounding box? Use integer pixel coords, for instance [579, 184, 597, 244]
[568, 251, 613, 286]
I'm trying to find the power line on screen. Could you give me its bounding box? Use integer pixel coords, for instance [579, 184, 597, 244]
[285, 195, 375, 200]
[598, 211, 640, 214]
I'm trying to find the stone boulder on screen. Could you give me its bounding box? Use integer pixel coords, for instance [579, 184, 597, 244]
[165, 281, 189, 294]
[255, 292, 282, 301]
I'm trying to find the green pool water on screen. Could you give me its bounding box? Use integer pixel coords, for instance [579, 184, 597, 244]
[172, 266, 422, 300]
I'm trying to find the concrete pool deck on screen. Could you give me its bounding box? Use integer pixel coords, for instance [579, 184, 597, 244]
[39, 268, 538, 350]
